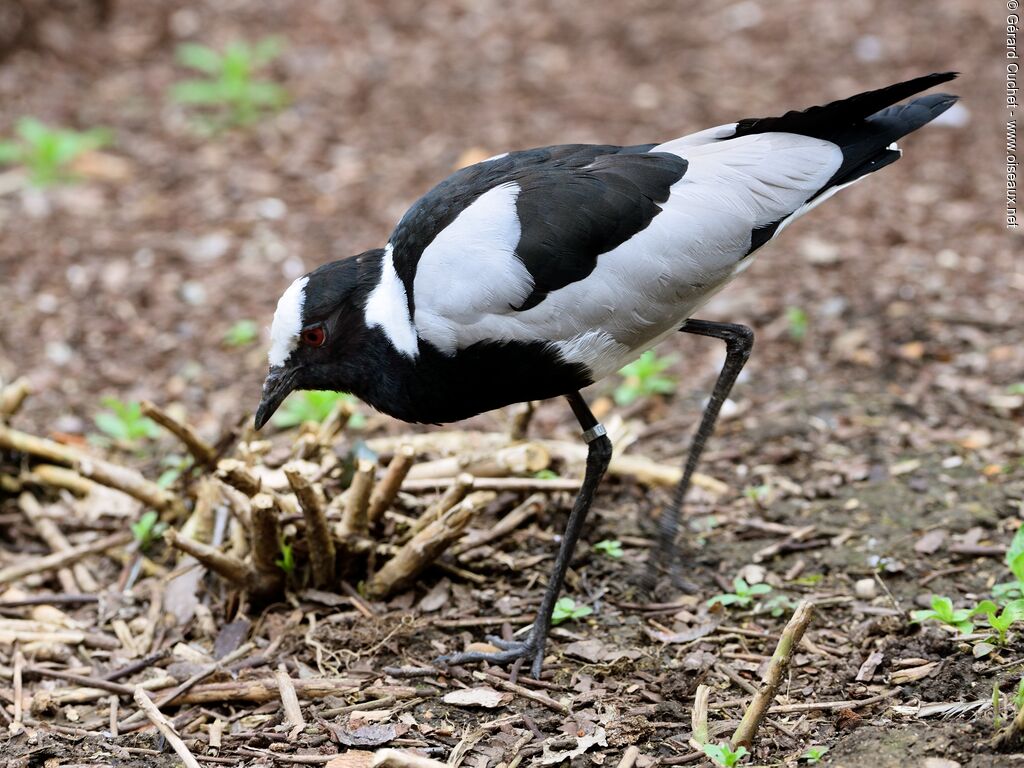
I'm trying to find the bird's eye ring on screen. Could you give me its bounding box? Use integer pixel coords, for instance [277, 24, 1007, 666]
[300, 326, 326, 347]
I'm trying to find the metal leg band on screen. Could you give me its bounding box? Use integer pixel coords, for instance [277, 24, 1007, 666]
[581, 423, 607, 444]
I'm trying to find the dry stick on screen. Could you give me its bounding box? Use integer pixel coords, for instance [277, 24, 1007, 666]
[24, 464, 97, 496]
[164, 529, 252, 585]
[469, 670, 568, 714]
[0, 531, 133, 587]
[132, 686, 202, 768]
[405, 442, 550, 481]
[731, 600, 815, 750]
[316, 398, 353, 444]
[26, 667, 134, 695]
[18, 492, 89, 593]
[0, 423, 179, 512]
[161, 677, 403, 705]
[452, 492, 545, 558]
[365, 490, 496, 599]
[403, 476, 579, 492]
[616, 746, 641, 768]
[284, 466, 335, 588]
[367, 445, 415, 526]
[340, 459, 376, 537]
[406, 473, 474, 538]
[276, 663, 306, 739]
[140, 400, 217, 467]
[0, 377, 31, 418]
[689, 683, 710, 752]
[216, 458, 261, 496]
[11, 649, 24, 735]
[251, 494, 284, 594]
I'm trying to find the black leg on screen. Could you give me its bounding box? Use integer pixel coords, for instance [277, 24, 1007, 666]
[652, 319, 753, 588]
[437, 391, 612, 678]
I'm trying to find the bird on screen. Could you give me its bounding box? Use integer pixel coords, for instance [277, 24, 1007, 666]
[254, 72, 958, 678]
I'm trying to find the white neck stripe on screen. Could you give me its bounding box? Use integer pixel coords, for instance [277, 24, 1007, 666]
[364, 244, 419, 358]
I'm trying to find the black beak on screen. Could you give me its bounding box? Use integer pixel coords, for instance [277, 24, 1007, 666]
[254, 366, 298, 430]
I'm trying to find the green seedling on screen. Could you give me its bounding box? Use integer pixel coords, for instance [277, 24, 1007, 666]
[156, 454, 194, 489]
[910, 594, 977, 634]
[994, 680, 1004, 729]
[94, 398, 161, 444]
[172, 39, 287, 128]
[273, 390, 364, 428]
[800, 745, 829, 764]
[1014, 678, 1024, 711]
[276, 538, 296, 574]
[762, 592, 798, 618]
[974, 599, 1024, 644]
[131, 511, 167, 552]
[0, 117, 111, 186]
[534, 469, 559, 480]
[614, 350, 677, 406]
[593, 539, 624, 559]
[743, 484, 771, 505]
[708, 576, 773, 609]
[702, 742, 748, 767]
[550, 597, 593, 626]
[993, 526, 1024, 601]
[785, 306, 809, 341]
[224, 319, 259, 347]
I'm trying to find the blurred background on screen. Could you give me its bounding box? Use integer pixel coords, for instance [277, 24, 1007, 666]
[0, 0, 1015, 449]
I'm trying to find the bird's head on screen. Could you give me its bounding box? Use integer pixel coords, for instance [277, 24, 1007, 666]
[254, 250, 382, 430]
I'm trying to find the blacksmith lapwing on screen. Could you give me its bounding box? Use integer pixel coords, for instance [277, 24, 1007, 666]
[255, 72, 958, 677]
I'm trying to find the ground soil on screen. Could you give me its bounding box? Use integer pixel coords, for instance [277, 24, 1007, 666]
[0, 1, 1021, 766]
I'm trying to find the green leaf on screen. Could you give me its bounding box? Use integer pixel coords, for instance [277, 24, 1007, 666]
[177, 43, 223, 73]
[930, 595, 955, 621]
[94, 412, 129, 441]
[550, 597, 592, 625]
[172, 80, 229, 105]
[1007, 527, 1024, 583]
[748, 583, 773, 595]
[0, 141, 22, 164]
[224, 319, 259, 347]
[593, 539, 624, 558]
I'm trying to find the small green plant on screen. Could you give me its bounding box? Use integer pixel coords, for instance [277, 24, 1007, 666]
[702, 742, 748, 767]
[785, 306, 809, 341]
[743, 484, 771, 505]
[910, 594, 977, 634]
[0, 117, 110, 186]
[974, 599, 1024, 644]
[708, 576, 773, 609]
[156, 454, 194, 489]
[1014, 678, 1024, 711]
[131, 511, 167, 552]
[762, 592, 798, 618]
[993, 526, 1024, 601]
[273, 390, 364, 428]
[534, 469, 559, 480]
[994, 680, 1004, 729]
[614, 350, 677, 406]
[223, 319, 259, 347]
[593, 539, 624, 559]
[94, 398, 161, 444]
[800, 745, 829, 764]
[550, 597, 593, 626]
[172, 38, 287, 128]
[276, 537, 296, 574]
[1008, 383, 1024, 395]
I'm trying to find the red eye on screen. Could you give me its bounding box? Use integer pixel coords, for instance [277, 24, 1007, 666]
[300, 326, 326, 347]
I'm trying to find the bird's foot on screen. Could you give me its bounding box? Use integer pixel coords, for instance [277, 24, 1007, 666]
[437, 632, 547, 679]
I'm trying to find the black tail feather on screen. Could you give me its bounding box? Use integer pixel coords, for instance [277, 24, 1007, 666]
[731, 72, 959, 140]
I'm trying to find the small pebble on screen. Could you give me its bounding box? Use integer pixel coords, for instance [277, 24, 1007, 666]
[854, 578, 877, 599]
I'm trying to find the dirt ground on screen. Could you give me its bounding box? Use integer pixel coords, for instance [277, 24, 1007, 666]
[0, 0, 1021, 766]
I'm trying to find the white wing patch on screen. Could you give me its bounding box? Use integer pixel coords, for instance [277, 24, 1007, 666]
[413, 132, 843, 379]
[267, 275, 309, 367]
[414, 182, 533, 354]
[365, 243, 419, 358]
